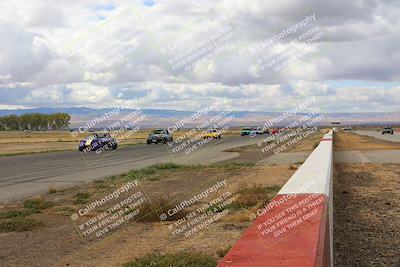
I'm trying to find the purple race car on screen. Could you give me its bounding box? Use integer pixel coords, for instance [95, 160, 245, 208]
[78, 132, 117, 152]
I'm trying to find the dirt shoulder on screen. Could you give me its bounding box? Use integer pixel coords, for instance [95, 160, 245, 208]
[333, 163, 400, 266]
[333, 131, 400, 266]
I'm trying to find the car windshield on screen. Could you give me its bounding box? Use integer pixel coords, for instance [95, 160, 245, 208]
[207, 129, 217, 133]
[97, 133, 109, 138]
[243, 128, 251, 131]
[152, 130, 164, 134]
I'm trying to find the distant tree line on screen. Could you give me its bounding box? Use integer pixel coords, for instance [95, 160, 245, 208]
[0, 113, 71, 131]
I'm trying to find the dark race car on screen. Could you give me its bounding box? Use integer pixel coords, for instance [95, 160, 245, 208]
[78, 133, 117, 152]
[382, 126, 394, 134]
[147, 129, 173, 144]
[241, 127, 254, 136]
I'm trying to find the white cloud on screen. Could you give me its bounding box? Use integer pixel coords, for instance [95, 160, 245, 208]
[0, 0, 399, 112]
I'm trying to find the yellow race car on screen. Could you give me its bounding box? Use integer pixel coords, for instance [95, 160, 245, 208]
[203, 129, 222, 139]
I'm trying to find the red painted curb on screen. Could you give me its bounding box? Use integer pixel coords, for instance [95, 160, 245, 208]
[320, 138, 332, 141]
[218, 194, 330, 267]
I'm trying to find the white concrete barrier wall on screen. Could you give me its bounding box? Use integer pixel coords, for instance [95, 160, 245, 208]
[278, 130, 333, 196]
[278, 129, 334, 267]
[219, 129, 334, 267]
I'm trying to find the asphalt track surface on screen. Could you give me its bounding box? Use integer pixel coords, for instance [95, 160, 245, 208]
[0, 135, 268, 203]
[261, 149, 400, 165]
[354, 130, 400, 142]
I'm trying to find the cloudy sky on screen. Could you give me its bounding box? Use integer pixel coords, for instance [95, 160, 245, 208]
[0, 0, 400, 113]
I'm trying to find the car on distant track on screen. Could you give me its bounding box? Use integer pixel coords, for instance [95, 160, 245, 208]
[203, 128, 222, 139]
[147, 129, 173, 144]
[382, 126, 394, 134]
[271, 129, 279, 134]
[343, 127, 353, 132]
[240, 127, 251, 136]
[78, 132, 117, 152]
[255, 127, 264, 135]
[241, 127, 256, 136]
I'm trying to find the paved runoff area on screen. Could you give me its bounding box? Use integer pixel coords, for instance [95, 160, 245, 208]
[354, 130, 400, 142]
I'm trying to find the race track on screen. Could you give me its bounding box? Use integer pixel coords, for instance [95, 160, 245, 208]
[0, 135, 267, 203]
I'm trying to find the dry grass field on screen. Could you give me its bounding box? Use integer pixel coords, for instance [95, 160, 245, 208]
[0, 162, 299, 266]
[0, 130, 143, 156]
[334, 131, 400, 151]
[0, 129, 241, 156]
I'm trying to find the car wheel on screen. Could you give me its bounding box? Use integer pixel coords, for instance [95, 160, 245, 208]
[162, 138, 166, 144]
[147, 140, 151, 144]
[112, 144, 117, 150]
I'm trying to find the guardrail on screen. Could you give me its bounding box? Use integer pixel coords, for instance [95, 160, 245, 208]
[218, 130, 334, 267]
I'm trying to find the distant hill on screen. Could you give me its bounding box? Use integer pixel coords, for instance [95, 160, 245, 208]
[0, 107, 399, 128]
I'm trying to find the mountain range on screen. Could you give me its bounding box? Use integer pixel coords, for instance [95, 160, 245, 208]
[0, 107, 399, 128]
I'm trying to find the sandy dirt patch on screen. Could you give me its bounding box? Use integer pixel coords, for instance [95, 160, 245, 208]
[334, 163, 400, 267]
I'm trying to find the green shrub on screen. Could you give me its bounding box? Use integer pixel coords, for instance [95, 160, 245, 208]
[0, 218, 44, 232]
[73, 192, 90, 204]
[229, 184, 281, 210]
[24, 198, 53, 211]
[151, 162, 183, 170]
[0, 209, 35, 219]
[135, 197, 188, 222]
[124, 163, 186, 181]
[124, 252, 216, 267]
